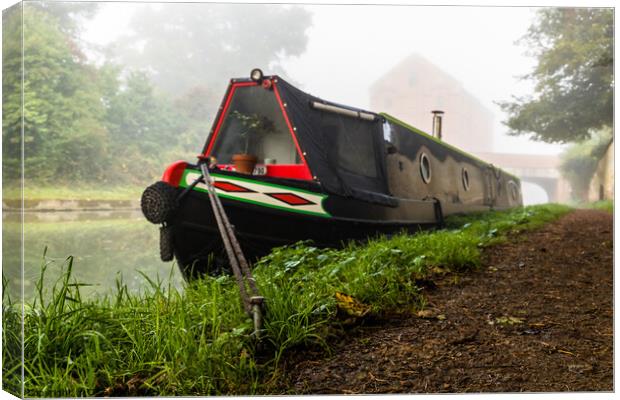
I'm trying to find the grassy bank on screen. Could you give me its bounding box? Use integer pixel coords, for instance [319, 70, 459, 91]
[3, 185, 143, 202]
[580, 199, 613, 213]
[3, 204, 572, 397]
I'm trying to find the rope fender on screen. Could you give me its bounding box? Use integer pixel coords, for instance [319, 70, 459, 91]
[141, 181, 178, 224]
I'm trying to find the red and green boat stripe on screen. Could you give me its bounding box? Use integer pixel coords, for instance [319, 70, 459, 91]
[179, 169, 331, 218]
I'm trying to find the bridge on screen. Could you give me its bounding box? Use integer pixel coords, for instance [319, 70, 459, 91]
[473, 152, 571, 204]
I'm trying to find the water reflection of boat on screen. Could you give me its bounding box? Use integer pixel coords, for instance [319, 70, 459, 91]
[141, 69, 522, 279]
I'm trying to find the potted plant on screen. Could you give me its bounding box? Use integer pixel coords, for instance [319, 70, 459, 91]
[230, 110, 274, 174]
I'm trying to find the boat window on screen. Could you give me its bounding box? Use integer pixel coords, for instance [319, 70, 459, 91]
[210, 86, 301, 164]
[322, 114, 378, 179]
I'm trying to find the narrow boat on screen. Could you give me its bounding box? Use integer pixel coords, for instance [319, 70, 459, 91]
[141, 69, 522, 278]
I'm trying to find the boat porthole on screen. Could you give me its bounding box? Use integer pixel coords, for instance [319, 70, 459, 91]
[462, 168, 470, 191]
[508, 181, 519, 202]
[419, 152, 431, 184]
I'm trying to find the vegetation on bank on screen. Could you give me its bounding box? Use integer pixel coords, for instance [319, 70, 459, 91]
[2, 185, 143, 202]
[559, 128, 613, 202]
[580, 199, 613, 213]
[3, 204, 572, 397]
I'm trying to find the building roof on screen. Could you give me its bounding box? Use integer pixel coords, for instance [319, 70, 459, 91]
[370, 53, 493, 118]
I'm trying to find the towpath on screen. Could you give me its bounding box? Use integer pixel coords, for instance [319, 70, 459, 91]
[282, 209, 613, 393]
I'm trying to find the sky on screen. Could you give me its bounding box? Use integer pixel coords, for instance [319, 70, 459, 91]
[283, 5, 559, 155]
[82, 1, 570, 155]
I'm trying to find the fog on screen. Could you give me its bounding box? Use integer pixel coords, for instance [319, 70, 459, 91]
[6, 1, 611, 205]
[80, 2, 580, 204]
[85, 3, 564, 155]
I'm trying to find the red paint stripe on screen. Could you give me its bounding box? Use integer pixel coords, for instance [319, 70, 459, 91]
[204, 81, 259, 156]
[231, 81, 258, 88]
[272, 82, 312, 176]
[213, 181, 253, 193]
[214, 164, 311, 179]
[264, 164, 312, 180]
[267, 192, 314, 206]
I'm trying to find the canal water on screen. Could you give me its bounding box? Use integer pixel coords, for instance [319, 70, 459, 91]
[2, 210, 185, 303]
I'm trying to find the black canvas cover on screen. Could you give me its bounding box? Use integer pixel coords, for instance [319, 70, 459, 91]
[276, 78, 392, 203]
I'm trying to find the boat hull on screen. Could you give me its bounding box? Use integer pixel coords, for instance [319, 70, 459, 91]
[164, 174, 438, 277]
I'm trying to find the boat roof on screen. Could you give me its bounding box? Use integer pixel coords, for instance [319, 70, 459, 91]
[207, 75, 520, 200]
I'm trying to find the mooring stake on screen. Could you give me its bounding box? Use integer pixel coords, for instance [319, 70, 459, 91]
[250, 296, 265, 338]
[197, 156, 265, 338]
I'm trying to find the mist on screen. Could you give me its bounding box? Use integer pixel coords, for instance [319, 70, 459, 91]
[87, 5, 564, 147]
[83, 3, 575, 204]
[5, 2, 612, 204]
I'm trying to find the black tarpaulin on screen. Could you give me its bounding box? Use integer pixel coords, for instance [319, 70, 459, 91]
[276, 78, 392, 204]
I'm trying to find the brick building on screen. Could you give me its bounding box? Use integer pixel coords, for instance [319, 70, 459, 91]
[370, 54, 494, 153]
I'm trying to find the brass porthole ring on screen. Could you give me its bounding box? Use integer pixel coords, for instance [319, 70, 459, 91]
[508, 181, 519, 202]
[462, 167, 470, 191]
[420, 152, 431, 184]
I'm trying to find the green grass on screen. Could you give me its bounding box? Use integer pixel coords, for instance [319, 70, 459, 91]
[3, 203, 572, 397]
[580, 199, 614, 213]
[3, 184, 143, 201]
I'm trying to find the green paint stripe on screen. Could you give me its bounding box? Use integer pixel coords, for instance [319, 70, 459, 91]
[188, 182, 331, 218]
[183, 168, 327, 198]
[381, 113, 521, 182]
[211, 172, 328, 197]
[180, 169, 331, 218]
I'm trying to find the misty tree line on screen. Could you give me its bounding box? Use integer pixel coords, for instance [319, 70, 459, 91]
[499, 8, 613, 201]
[2, 3, 311, 185]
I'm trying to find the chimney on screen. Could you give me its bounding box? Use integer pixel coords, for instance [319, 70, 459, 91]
[431, 110, 444, 140]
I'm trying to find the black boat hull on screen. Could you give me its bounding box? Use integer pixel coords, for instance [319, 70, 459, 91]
[169, 179, 438, 277]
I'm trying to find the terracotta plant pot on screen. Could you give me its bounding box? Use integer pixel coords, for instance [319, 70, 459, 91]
[232, 154, 258, 174]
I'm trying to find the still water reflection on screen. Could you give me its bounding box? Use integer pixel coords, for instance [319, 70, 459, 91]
[3, 210, 185, 302]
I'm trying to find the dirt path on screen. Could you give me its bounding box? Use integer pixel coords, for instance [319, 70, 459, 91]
[282, 209, 613, 393]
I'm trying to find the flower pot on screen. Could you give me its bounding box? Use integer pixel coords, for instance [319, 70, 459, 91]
[232, 154, 258, 174]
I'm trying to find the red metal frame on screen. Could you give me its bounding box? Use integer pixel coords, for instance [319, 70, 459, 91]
[204, 81, 257, 156]
[272, 81, 310, 168]
[203, 78, 312, 181]
[215, 163, 312, 180]
[161, 160, 188, 187]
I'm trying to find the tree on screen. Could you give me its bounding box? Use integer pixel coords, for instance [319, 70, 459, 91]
[108, 3, 312, 96]
[499, 8, 613, 143]
[172, 85, 221, 158]
[107, 3, 311, 162]
[2, 5, 23, 182]
[3, 4, 193, 186]
[6, 3, 309, 187]
[28, 1, 99, 37]
[104, 70, 186, 183]
[559, 128, 612, 201]
[3, 6, 109, 182]
[106, 3, 312, 159]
